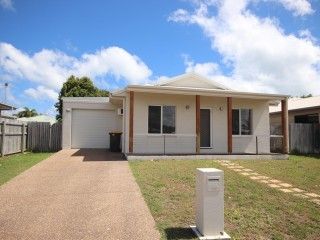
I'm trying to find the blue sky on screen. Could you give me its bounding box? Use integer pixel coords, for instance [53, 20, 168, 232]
[0, 0, 319, 116]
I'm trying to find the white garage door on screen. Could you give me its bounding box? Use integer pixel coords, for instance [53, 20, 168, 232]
[71, 109, 117, 148]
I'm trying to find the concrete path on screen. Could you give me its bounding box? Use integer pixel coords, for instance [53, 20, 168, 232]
[218, 160, 320, 206]
[0, 149, 160, 240]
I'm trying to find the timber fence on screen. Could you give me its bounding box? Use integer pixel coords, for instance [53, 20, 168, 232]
[0, 121, 62, 157]
[290, 123, 320, 154]
[270, 123, 320, 154]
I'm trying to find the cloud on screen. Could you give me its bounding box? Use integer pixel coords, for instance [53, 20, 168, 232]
[277, 0, 314, 16]
[169, 0, 320, 95]
[183, 54, 221, 76]
[65, 40, 78, 52]
[0, 0, 14, 10]
[0, 43, 153, 95]
[24, 86, 59, 101]
[44, 106, 57, 117]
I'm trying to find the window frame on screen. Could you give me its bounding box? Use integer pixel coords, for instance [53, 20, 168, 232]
[148, 105, 176, 135]
[232, 108, 253, 136]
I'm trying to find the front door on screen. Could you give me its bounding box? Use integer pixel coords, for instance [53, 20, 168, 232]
[200, 109, 211, 148]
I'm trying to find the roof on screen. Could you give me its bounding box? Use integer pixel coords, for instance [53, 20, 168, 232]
[269, 96, 320, 113]
[155, 72, 231, 90]
[111, 73, 288, 101]
[18, 115, 57, 125]
[0, 102, 16, 111]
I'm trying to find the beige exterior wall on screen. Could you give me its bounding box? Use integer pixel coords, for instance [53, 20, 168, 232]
[199, 96, 227, 153]
[232, 98, 270, 154]
[62, 100, 122, 149]
[125, 92, 271, 154]
[129, 92, 196, 154]
[270, 107, 320, 125]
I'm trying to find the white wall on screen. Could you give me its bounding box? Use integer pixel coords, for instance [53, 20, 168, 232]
[125, 93, 271, 154]
[62, 100, 122, 149]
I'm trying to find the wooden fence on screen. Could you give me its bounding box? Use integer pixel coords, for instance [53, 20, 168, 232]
[0, 121, 27, 156]
[270, 123, 320, 154]
[27, 122, 62, 152]
[290, 123, 320, 154]
[0, 121, 62, 157]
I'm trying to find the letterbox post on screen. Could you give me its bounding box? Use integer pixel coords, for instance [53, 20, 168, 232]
[190, 168, 230, 240]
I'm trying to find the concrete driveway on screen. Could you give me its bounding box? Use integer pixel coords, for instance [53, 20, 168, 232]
[0, 149, 160, 240]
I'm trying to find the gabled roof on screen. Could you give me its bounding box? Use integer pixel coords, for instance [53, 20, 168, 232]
[111, 73, 288, 101]
[155, 72, 231, 90]
[270, 96, 320, 113]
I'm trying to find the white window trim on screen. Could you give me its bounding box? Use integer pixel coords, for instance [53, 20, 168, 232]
[200, 107, 213, 149]
[148, 105, 176, 135]
[232, 108, 253, 136]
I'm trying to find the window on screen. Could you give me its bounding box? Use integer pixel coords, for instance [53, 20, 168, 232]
[162, 106, 176, 133]
[232, 109, 239, 135]
[295, 113, 319, 124]
[148, 105, 176, 134]
[232, 109, 252, 135]
[148, 106, 161, 133]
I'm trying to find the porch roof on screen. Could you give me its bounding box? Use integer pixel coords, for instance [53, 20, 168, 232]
[111, 84, 288, 101]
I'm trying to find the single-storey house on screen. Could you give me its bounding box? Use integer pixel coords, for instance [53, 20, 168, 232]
[62, 73, 289, 156]
[270, 96, 320, 125]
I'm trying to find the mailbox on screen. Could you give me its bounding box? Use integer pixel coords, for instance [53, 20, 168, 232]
[191, 168, 230, 240]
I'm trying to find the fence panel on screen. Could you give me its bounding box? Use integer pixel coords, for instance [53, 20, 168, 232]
[27, 122, 51, 152]
[50, 122, 62, 152]
[27, 122, 62, 152]
[0, 121, 27, 156]
[290, 123, 320, 154]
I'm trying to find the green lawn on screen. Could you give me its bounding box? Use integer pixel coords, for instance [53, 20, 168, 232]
[130, 159, 320, 240]
[235, 155, 320, 194]
[0, 152, 52, 186]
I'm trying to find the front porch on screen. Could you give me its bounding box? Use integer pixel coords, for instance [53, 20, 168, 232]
[126, 92, 289, 155]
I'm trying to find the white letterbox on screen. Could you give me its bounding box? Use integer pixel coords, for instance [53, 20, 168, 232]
[191, 168, 230, 240]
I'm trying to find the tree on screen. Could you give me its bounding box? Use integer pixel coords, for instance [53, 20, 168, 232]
[15, 107, 38, 118]
[301, 94, 312, 98]
[55, 75, 109, 120]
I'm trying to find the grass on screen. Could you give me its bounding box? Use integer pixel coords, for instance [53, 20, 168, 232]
[0, 152, 52, 186]
[130, 159, 320, 240]
[235, 155, 320, 194]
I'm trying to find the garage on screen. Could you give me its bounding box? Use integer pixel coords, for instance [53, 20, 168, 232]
[62, 97, 122, 149]
[71, 109, 117, 148]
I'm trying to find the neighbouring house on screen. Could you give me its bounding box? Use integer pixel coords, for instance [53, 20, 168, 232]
[18, 115, 57, 125]
[0, 103, 18, 123]
[62, 73, 289, 155]
[0, 102, 16, 115]
[269, 96, 320, 154]
[270, 96, 320, 125]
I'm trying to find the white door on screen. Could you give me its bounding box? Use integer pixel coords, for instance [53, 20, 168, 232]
[71, 109, 117, 148]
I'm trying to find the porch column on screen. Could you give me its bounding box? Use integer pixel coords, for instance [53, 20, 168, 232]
[129, 91, 134, 153]
[227, 97, 232, 154]
[281, 98, 289, 154]
[196, 95, 200, 154]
